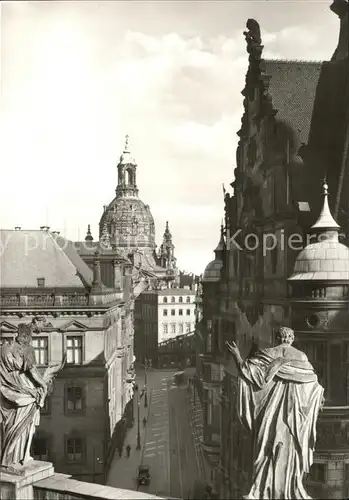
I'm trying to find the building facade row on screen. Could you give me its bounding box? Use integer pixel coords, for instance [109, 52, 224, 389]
[0, 229, 135, 483]
[196, 2, 349, 498]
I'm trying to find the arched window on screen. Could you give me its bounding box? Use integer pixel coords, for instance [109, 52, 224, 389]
[186, 296, 190, 303]
[179, 297, 183, 303]
[163, 297, 168, 303]
[171, 296, 175, 303]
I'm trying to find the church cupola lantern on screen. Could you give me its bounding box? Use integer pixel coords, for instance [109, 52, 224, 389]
[116, 135, 139, 198]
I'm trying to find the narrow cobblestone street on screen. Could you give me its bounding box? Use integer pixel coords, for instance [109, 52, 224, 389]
[106, 367, 202, 498]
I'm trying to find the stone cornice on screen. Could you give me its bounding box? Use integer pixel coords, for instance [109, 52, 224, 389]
[290, 300, 349, 309]
[0, 300, 127, 317]
[314, 453, 349, 461]
[57, 366, 106, 378]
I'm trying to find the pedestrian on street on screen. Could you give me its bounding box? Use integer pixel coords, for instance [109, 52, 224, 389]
[126, 444, 131, 458]
[143, 416, 147, 427]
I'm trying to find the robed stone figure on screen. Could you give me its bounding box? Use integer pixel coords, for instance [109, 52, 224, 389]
[226, 326, 324, 500]
[0, 322, 65, 468]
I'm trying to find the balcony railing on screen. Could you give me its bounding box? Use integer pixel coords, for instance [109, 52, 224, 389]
[0, 290, 121, 308]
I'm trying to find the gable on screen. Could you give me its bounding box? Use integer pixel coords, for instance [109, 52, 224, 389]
[60, 320, 88, 332]
[0, 321, 18, 333]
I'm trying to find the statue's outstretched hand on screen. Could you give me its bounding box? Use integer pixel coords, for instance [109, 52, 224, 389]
[36, 386, 47, 407]
[225, 340, 239, 357]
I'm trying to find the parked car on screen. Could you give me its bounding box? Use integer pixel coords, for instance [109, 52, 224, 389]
[137, 465, 150, 486]
[174, 371, 185, 385]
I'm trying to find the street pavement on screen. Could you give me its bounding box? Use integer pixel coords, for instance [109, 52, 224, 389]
[137, 374, 172, 497]
[168, 386, 200, 499]
[106, 368, 153, 491]
[106, 367, 201, 498]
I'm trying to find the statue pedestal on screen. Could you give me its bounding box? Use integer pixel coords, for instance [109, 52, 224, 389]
[0, 460, 54, 500]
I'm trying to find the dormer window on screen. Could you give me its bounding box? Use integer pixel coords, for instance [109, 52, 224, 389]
[37, 277, 45, 287]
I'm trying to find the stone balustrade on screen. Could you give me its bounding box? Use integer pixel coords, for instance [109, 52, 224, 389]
[33, 475, 165, 500]
[0, 290, 122, 308]
[0, 461, 165, 500]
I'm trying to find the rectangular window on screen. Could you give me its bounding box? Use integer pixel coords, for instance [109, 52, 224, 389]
[32, 337, 48, 366]
[271, 246, 278, 275]
[310, 463, 326, 483]
[37, 277, 45, 287]
[207, 395, 213, 425]
[66, 386, 83, 412]
[163, 324, 168, 334]
[186, 296, 190, 303]
[179, 309, 183, 316]
[32, 437, 49, 461]
[66, 437, 83, 462]
[171, 323, 176, 334]
[185, 322, 191, 333]
[171, 309, 175, 316]
[66, 336, 83, 364]
[163, 309, 168, 316]
[186, 309, 190, 316]
[178, 323, 184, 334]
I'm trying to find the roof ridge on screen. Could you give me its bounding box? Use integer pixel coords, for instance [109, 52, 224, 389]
[265, 59, 323, 64]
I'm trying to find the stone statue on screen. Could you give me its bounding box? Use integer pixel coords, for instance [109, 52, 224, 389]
[244, 18, 262, 46]
[0, 321, 66, 469]
[226, 326, 324, 499]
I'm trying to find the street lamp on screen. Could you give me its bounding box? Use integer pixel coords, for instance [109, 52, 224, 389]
[144, 358, 148, 408]
[136, 400, 141, 450]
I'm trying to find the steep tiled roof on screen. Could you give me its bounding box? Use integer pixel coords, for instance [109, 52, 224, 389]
[0, 230, 92, 288]
[265, 60, 322, 157]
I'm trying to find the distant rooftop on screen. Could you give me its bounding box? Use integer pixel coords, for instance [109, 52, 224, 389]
[0, 229, 93, 289]
[147, 288, 195, 296]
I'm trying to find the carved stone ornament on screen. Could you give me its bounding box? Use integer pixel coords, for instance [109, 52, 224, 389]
[226, 325, 324, 499]
[0, 320, 66, 470]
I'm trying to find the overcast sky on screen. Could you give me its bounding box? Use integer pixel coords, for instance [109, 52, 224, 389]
[1, 0, 340, 274]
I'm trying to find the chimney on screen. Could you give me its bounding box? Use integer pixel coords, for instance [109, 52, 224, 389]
[330, 0, 349, 61]
[112, 259, 123, 291]
[92, 251, 102, 289]
[40, 226, 50, 231]
[14, 226, 21, 231]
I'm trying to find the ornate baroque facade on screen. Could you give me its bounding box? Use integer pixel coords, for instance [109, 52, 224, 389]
[196, 2, 349, 498]
[0, 229, 135, 483]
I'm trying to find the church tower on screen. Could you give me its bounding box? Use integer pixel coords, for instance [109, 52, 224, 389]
[158, 222, 176, 269]
[158, 221, 179, 287]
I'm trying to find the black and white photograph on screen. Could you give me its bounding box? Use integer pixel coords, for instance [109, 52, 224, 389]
[0, 0, 348, 499]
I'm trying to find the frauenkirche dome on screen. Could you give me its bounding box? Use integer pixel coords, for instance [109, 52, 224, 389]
[99, 136, 156, 252]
